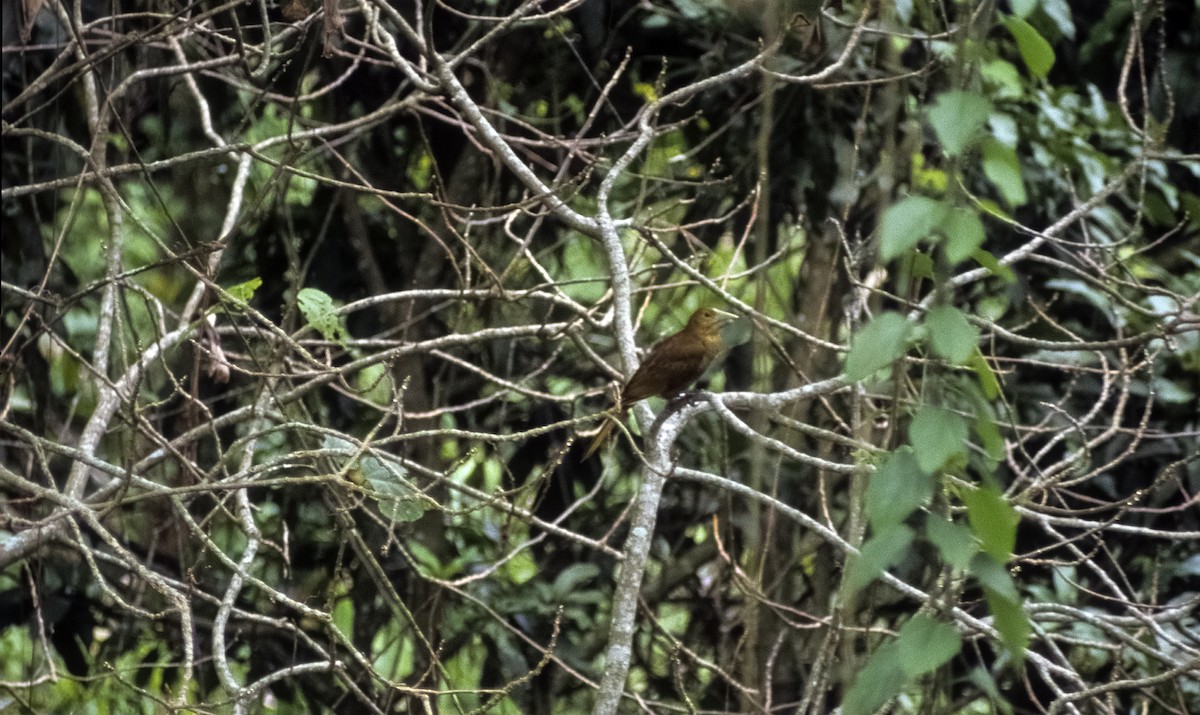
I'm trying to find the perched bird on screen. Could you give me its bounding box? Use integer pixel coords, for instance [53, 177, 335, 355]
[585, 308, 737, 459]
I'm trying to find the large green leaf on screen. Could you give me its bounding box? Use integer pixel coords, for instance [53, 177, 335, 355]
[963, 483, 1020, 561]
[1005, 16, 1056, 78]
[880, 196, 950, 261]
[925, 515, 978, 570]
[908, 406, 968, 474]
[971, 553, 1019, 602]
[842, 525, 914, 598]
[925, 305, 980, 364]
[866, 448, 934, 530]
[943, 208, 987, 266]
[841, 640, 905, 715]
[929, 91, 991, 157]
[844, 312, 910, 381]
[986, 587, 1031, 661]
[895, 615, 962, 678]
[983, 138, 1028, 207]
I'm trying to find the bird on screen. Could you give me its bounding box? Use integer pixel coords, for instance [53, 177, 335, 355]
[585, 307, 737, 459]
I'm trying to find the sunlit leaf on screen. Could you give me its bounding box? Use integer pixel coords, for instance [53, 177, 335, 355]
[1005, 16, 1055, 78]
[981, 58, 1023, 97]
[504, 552, 538, 585]
[333, 596, 355, 639]
[226, 277, 262, 303]
[910, 251, 935, 280]
[356, 363, 394, 406]
[1008, 0, 1036, 18]
[1041, 0, 1077, 40]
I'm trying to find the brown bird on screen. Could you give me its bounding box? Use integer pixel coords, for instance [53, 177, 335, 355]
[585, 308, 737, 459]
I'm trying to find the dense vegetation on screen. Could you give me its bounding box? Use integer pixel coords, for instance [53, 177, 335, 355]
[2, 0, 1197, 712]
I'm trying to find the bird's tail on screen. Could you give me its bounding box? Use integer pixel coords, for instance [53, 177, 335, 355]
[584, 417, 618, 460]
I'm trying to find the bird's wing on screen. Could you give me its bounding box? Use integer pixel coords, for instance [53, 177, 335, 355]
[621, 340, 708, 403]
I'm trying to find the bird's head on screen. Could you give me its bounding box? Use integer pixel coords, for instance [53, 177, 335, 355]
[687, 308, 738, 335]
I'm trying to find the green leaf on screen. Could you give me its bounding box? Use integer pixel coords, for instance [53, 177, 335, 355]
[552, 563, 601, 597]
[985, 587, 1031, 661]
[967, 667, 1012, 713]
[866, 448, 934, 530]
[971, 553, 1019, 602]
[974, 414, 1006, 462]
[1008, 0, 1036, 18]
[880, 196, 951, 262]
[925, 306, 980, 364]
[1005, 16, 1056, 78]
[372, 620, 415, 680]
[1041, 0, 1076, 40]
[971, 248, 1017, 283]
[376, 493, 426, 523]
[925, 515, 978, 570]
[842, 640, 905, 715]
[987, 113, 1019, 147]
[356, 363, 394, 406]
[943, 208, 987, 266]
[297, 287, 349, 346]
[981, 59, 1023, 97]
[844, 312, 911, 381]
[503, 552, 538, 585]
[909, 251, 935, 280]
[895, 615, 962, 678]
[968, 348, 1002, 399]
[928, 91, 991, 157]
[226, 277, 262, 303]
[908, 406, 968, 474]
[983, 139, 1028, 207]
[842, 525, 914, 598]
[963, 484, 1020, 561]
[409, 542, 446, 576]
[333, 596, 355, 639]
[357, 450, 427, 523]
